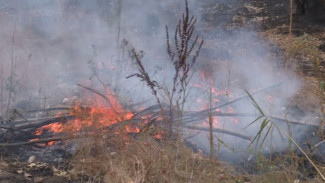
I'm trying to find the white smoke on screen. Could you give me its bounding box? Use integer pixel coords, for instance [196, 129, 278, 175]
[0, 0, 318, 161]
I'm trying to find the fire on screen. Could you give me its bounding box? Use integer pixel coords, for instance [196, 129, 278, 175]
[267, 95, 274, 103]
[194, 71, 240, 128]
[32, 69, 248, 146]
[155, 131, 165, 140]
[33, 86, 138, 145]
[29, 138, 56, 146]
[34, 123, 63, 135]
[124, 126, 140, 133]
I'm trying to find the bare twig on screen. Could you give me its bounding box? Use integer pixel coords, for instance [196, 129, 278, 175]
[76, 83, 111, 103]
[116, 0, 123, 64]
[312, 140, 325, 151]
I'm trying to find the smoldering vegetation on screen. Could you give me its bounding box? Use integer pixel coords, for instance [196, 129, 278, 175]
[0, 0, 321, 161]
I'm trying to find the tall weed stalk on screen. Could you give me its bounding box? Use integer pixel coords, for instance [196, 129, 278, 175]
[127, 0, 203, 141]
[208, 85, 215, 161]
[6, 25, 16, 118]
[165, 0, 203, 141]
[0, 61, 3, 118]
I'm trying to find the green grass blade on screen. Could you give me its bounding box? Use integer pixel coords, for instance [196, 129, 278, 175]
[260, 124, 273, 149]
[244, 115, 263, 129]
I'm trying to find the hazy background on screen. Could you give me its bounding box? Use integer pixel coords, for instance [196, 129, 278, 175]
[0, 0, 317, 161]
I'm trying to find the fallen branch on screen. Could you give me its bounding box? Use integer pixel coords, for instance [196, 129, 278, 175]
[181, 112, 320, 128]
[0, 126, 32, 135]
[0, 137, 66, 147]
[0, 114, 75, 136]
[26, 107, 72, 113]
[269, 116, 320, 128]
[183, 125, 251, 140]
[173, 83, 282, 122]
[132, 103, 168, 118]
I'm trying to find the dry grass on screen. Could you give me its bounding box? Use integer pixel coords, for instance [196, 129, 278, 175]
[65, 130, 325, 183]
[67, 131, 240, 183]
[243, 151, 325, 183]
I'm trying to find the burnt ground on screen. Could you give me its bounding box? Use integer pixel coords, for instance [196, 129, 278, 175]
[1, 0, 325, 182]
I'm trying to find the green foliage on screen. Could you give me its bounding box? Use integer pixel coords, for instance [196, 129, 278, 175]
[245, 90, 325, 181]
[244, 90, 277, 149]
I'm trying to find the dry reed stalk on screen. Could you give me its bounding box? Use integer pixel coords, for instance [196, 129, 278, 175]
[0, 61, 4, 117]
[6, 25, 16, 116]
[208, 85, 215, 161]
[289, 0, 293, 35]
[165, 0, 204, 142]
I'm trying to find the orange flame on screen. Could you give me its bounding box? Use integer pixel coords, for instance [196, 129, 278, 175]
[33, 86, 138, 145]
[267, 95, 274, 103]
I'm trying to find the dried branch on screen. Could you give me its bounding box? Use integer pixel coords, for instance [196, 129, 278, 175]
[184, 125, 251, 141]
[180, 112, 320, 128]
[173, 83, 283, 122]
[26, 107, 72, 113]
[165, 0, 204, 140]
[0, 137, 67, 147]
[127, 49, 161, 106]
[76, 83, 111, 104]
[133, 117, 158, 138]
[166, 0, 204, 91]
[0, 114, 75, 131]
[6, 24, 16, 115]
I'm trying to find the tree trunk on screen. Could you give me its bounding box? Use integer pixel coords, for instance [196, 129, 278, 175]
[293, 0, 325, 21]
[293, 0, 306, 15]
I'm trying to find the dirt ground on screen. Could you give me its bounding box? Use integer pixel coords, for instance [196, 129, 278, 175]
[0, 156, 68, 183]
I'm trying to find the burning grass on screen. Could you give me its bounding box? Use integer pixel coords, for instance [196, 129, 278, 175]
[31, 98, 322, 182]
[33, 95, 137, 142]
[38, 127, 323, 183]
[0, 83, 324, 182]
[1, 131, 325, 183]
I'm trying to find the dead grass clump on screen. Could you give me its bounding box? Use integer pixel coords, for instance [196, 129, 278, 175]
[242, 151, 325, 183]
[68, 132, 238, 183]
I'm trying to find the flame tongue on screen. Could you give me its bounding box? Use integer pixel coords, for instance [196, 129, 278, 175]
[33, 86, 136, 143]
[194, 71, 241, 128]
[105, 87, 124, 112]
